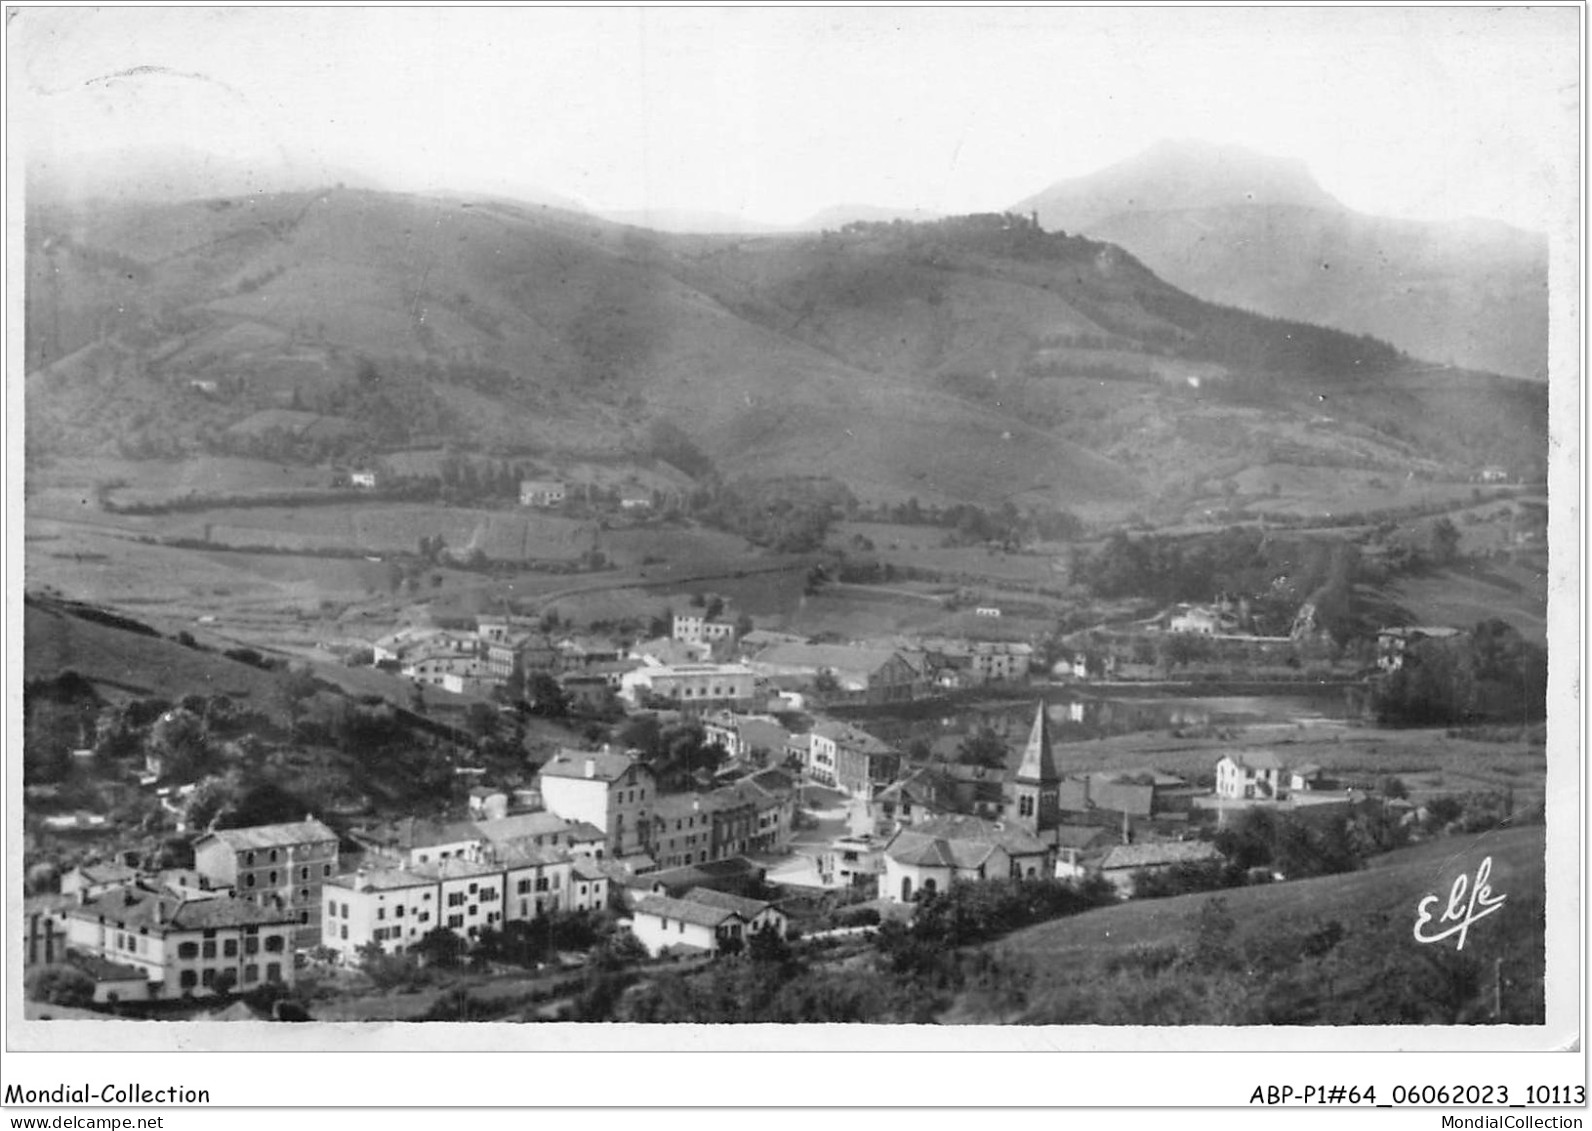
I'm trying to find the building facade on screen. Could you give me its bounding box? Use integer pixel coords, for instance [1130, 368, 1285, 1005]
[192, 819, 339, 948]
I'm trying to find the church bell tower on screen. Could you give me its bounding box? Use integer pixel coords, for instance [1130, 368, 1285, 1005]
[1011, 702, 1061, 834]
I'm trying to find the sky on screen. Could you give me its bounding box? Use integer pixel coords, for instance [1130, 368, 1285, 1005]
[8, 6, 1581, 232]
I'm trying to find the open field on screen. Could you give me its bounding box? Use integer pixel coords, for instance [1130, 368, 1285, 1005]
[1040, 718, 1546, 805]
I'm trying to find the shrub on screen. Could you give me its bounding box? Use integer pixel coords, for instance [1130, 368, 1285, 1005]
[26, 965, 95, 1008]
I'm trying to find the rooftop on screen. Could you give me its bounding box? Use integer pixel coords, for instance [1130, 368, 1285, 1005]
[196, 818, 338, 853]
[67, 885, 299, 933]
[682, 887, 777, 919]
[633, 893, 743, 930]
[540, 750, 644, 783]
[1099, 841, 1224, 871]
[885, 814, 1050, 869]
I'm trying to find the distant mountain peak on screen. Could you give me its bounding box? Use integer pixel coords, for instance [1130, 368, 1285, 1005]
[1016, 139, 1343, 232]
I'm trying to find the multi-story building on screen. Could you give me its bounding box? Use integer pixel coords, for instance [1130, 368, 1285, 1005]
[63, 884, 298, 1001]
[321, 845, 574, 961]
[806, 720, 900, 799]
[536, 750, 655, 858]
[672, 613, 737, 646]
[192, 818, 339, 947]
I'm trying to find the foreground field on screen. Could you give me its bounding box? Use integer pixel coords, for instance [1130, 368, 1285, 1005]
[965, 824, 1547, 1025]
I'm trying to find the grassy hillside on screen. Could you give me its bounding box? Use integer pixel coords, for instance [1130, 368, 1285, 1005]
[966, 824, 1546, 1025]
[25, 189, 1547, 519]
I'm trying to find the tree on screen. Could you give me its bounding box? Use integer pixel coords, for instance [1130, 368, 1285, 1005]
[525, 672, 569, 719]
[26, 965, 95, 1008]
[147, 707, 212, 782]
[956, 727, 1009, 769]
[414, 927, 466, 969]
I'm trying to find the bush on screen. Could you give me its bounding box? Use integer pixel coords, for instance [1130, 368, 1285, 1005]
[26, 965, 95, 1008]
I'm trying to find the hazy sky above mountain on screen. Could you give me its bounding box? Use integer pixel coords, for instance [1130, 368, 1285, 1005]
[10, 7, 1578, 232]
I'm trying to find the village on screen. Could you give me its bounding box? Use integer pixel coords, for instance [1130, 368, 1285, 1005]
[25, 576, 1504, 1022]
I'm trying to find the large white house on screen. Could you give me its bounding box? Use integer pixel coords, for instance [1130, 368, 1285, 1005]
[536, 750, 655, 857]
[1214, 752, 1323, 802]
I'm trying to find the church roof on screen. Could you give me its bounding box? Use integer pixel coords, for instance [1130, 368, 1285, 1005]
[1014, 703, 1061, 784]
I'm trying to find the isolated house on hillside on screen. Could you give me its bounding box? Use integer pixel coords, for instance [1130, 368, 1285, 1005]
[519, 479, 566, 507]
[1375, 625, 1463, 672]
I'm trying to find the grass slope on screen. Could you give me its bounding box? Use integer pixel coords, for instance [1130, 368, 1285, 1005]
[974, 824, 1545, 1025]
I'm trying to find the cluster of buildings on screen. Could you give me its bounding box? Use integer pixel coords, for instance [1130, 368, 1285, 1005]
[368, 610, 1046, 713]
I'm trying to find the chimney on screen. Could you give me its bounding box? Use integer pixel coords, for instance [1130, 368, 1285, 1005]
[584, 759, 596, 779]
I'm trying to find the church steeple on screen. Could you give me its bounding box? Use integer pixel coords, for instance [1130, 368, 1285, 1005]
[1011, 702, 1061, 835]
[1015, 702, 1061, 784]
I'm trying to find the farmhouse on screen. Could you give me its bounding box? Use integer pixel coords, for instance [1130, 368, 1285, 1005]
[1375, 625, 1463, 672]
[1214, 752, 1324, 801]
[519, 479, 567, 507]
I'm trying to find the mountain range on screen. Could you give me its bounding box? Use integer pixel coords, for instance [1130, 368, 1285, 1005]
[23, 163, 1547, 518]
[1013, 140, 1548, 380]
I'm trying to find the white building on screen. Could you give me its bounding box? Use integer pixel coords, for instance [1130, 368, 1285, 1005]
[519, 480, 566, 507]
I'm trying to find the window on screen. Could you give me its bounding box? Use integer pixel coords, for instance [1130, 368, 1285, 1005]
[245, 874, 256, 888]
[223, 939, 238, 958]
[245, 852, 256, 867]
[534, 877, 549, 892]
[468, 882, 478, 895]
[268, 870, 278, 885]
[448, 892, 465, 907]
[243, 964, 259, 984]
[300, 911, 309, 925]
[264, 935, 284, 953]
[551, 874, 561, 890]
[266, 962, 282, 983]
[376, 907, 385, 921]
[340, 925, 348, 940]
[202, 941, 217, 959]
[245, 937, 260, 956]
[180, 970, 198, 989]
[447, 915, 463, 929]
[418, 912, 430, 923]
[479, 888, 497, 902]
[269, 849, 279, 864]
[328, 900, 337, 918]
[323, 864, 332, 878]
[201, 968, 216, 988]
[178, 942, 199, 960]
[300, 867, 309, 881]
[299, 888, 309, 901]
[516, 879, 531, 895]
[394, 905, 404, 918]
